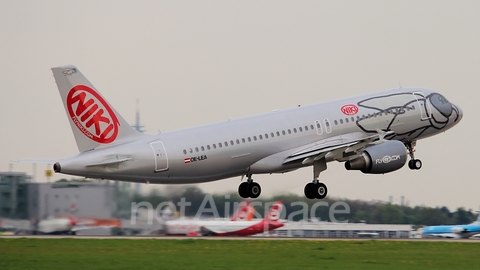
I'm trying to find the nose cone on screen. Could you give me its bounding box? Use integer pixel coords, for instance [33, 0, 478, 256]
[454, 104, 463, 122]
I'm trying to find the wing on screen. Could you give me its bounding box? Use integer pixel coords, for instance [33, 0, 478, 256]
[283, 131, 394, 164]
[249, 130, 394, 174]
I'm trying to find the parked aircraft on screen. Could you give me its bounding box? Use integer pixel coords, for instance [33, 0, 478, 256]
[35, 216, 121, 235]
[422, 213, 480, 239]
[35, 202, 121, 235]
[27, 65, 463, 199]
[164, 201, 284, 236]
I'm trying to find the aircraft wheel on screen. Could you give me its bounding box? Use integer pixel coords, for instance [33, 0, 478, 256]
[304, 183, 316, 199]
[408, 159, 422, 170]
[314, 183, 328, 199]
[249, 182, 261, 198]
[238, 182, 249, 198]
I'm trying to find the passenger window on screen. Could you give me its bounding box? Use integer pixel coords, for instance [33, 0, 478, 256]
[340, 119, 344, 124]
[242, 138, 246, 143]
[248, 137, 251, 142]
[334, 120, 338, 125]
[299, 127, 303, 132]
[230, 140, 234, 145]
[213, 144, 216, 149]
[293, 128, 297, 133]
[310, 125, 314, 130]
[288, 129, 291, 134]
[189, 148, 193, 153]
[254, 136, 257, 141]
[276, 131, 280, 136]
[183, 149, 187, 155]
[195, 147, 199, 152]
[201, 146, 205, 151]
[225, 141, 228, 147]
[324, 119, 332, 133]
[236, 139, 240, 144]
[345, 118, 349, 123]
[259, 135, 263, 140]
[282, 130, 286, 135]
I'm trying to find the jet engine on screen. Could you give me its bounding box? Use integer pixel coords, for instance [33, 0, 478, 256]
[344, 140, 407, 174]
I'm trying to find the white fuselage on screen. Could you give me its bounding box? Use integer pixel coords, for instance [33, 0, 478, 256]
[55, 87, 462, 184]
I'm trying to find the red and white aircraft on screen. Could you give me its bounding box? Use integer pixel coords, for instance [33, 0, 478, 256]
[35, 202, 121, 235]
[165, 201, 284, 236]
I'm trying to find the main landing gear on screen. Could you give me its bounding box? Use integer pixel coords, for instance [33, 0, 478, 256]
[238, 159, 330, 200]
[406, 141, 422, 170]
[304, 158, 328, 199]
[304, 181, 328, 199]
[238, 174, 261, 198]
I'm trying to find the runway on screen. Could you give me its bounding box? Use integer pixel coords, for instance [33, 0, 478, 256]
[2, 235, 479, 243]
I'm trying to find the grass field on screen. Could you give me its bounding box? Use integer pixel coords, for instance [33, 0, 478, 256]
[1, 238, 480, 270]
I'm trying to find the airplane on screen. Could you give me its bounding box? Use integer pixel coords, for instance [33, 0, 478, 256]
[35, 216, 121, 235]
[34, 202, 121, 235]
[164, 201, 284, 236]
[26, 65, 463, 199]
[422, 213, 480, 239]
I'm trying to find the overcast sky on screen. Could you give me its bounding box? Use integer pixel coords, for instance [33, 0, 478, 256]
[1, 1, 479, 211]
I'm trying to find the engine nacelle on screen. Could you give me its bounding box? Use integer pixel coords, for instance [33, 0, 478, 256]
[344, 140, 407, 174]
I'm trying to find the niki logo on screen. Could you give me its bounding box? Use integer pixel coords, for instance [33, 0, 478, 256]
[341, 104, 359, 116]
[66, 85, 120, 144]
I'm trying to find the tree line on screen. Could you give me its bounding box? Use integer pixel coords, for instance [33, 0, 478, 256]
[120, 185, 478, 226]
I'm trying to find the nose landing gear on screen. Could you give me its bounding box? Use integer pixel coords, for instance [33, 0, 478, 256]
[406, 141, 422, 170]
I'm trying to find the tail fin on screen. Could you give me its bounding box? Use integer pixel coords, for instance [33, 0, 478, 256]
[264, 201, 284, 222]
[231, 201, 253, 221]
[51, 65, 144, 152]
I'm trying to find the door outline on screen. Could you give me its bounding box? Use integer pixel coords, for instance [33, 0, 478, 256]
[413, 92, 432, 120]
[150, 141, 169, 172]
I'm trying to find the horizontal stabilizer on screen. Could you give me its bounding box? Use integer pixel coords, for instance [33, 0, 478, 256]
[14, 158, 58, 164]
[86, 156, 132, 167]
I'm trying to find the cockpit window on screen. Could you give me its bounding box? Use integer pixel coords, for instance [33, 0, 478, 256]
[430, 93, 452, 118]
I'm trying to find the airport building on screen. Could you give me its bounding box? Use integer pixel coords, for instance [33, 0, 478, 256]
[0, 172, 31, 219]
[0, 171, 130, 234]
[273, 221, 414, 238]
